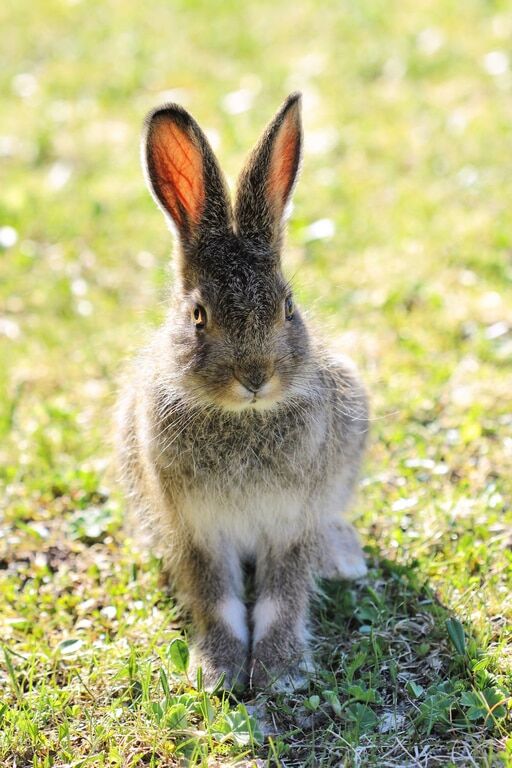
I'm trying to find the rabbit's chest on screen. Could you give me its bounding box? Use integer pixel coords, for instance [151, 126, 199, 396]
[156, 402, 325, 487]
[180, 485, 307, 554]
[154, 404, 327, 552]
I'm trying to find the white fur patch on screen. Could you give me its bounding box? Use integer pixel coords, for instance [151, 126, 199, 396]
[223, 375, 283, 412]
[218, 596, 249, 646]
[253, 596, 280, 644]
[182, 488, 307, 556]
[333, 551, 368, 580]
[318, 519, 367, 581]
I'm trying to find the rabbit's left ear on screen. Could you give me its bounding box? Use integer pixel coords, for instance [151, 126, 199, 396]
[234, 93, 302, 249]
[143, 104, 232, 248]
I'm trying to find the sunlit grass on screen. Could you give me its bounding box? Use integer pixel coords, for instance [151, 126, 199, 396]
[1, 0, 512, 765]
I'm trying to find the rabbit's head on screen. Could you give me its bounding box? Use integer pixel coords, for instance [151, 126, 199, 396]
[143, 93, 311, 411]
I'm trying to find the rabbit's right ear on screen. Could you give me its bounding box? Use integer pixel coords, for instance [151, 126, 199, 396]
[234, 93, 302, 249]
[143, 104, 232, 247]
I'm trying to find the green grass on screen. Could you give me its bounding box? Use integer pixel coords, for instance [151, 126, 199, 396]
[2, 0, 512, 764]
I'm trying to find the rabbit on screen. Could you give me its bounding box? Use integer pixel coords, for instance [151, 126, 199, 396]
[116, 92, 369, 692]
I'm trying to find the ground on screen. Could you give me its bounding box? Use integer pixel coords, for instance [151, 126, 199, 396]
[1, 0, 512, 765]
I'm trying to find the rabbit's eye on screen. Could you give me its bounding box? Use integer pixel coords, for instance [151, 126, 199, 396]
[284, 296, 294, 321]
[192, 304, 207, 330]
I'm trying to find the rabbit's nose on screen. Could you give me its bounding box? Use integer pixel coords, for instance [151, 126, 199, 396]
[234, 367, 269, 393]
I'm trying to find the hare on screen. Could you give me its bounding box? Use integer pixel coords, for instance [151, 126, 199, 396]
[116, 93, 369, 691]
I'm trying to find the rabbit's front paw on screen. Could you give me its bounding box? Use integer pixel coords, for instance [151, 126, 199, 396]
[250, 629, 312, 692]
[319, 520, 367, 581]
[191, 631, 248, 692]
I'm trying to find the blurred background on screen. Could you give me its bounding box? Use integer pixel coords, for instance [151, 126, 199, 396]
[1, 0, 512, 762]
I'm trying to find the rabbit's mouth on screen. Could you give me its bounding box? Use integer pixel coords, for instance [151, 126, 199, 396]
[217, 373, 284, 412]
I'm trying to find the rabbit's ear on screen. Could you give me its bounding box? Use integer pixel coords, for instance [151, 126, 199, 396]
[143, 104, 232, 245]
[234, 93, 302, 248]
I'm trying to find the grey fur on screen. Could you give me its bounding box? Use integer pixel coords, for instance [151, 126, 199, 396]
[116, 93, 369, 690]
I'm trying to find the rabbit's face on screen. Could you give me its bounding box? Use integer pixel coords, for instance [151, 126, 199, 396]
[144, 92, 307, 411]
[172, 243, 310, 411]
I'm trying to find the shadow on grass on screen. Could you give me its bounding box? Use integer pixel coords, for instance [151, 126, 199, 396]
[254, 553, 510, 767]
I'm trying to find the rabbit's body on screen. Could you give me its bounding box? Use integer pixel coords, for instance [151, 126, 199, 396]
[119, 343, 366, 560]
[117, 94, 368, 690]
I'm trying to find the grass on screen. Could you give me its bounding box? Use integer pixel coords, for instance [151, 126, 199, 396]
[1, 0, 512, 764]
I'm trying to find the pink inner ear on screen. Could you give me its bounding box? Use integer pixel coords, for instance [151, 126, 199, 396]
[267, 111, 300, 209]
[149, 120, 205, 229]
